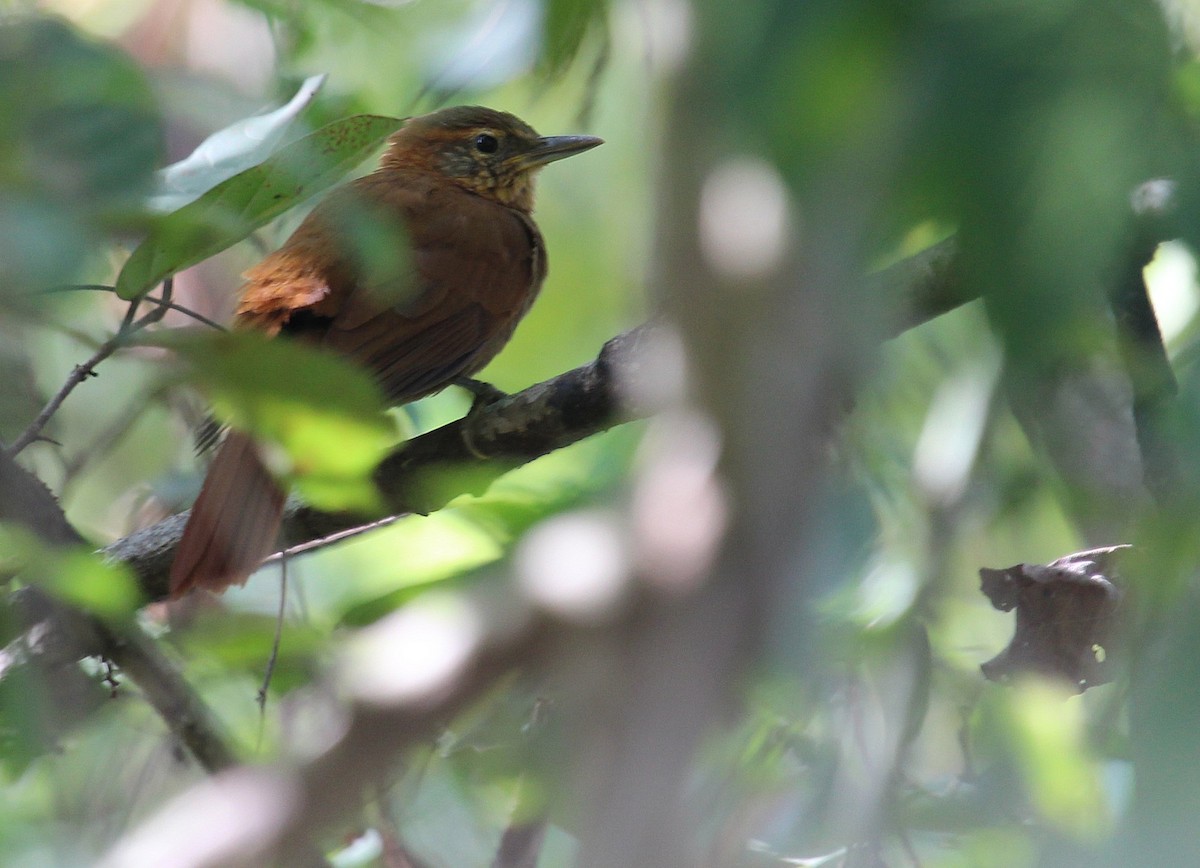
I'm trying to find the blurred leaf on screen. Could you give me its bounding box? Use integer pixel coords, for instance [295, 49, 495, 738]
[149, 73, 327, 213]
[0, 15, 160, 298]
[160, 330, 397, 511]
[35, 550, 142, 618]
[337, 561, 494, 628]
[923, 0, 1175, 362]
[0, 524, 141, 618]
[962, 829, 1038, 868]
[1000, 679, 1108, 838]
[390, 747, 511, 865]
[179, 612, 324, 695]
[0, 197, 88, 308]
[0, 16, 161, 212]
[335, 430, 636, 622]
[0, 651, 48, 777]
[1174, 57, 1200, 124]
[115, 113, 405, 299]
[540, 0, 608, 76]
[423, 0, 539, 92]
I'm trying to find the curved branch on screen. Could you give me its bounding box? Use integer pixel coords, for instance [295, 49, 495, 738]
[105, 244, 964, 603]
[0, 451, 239, 775]
[106, 323, 664, 602]
[79, 239, 964, 860]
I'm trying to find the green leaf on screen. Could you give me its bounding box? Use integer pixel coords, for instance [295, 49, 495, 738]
[115, 113, 405, 299]
[0, 651, 48, 777]
[161, 330, 397, 511]
[337, 562, 493, 629]
[541, 0, 608, 76]
[1001, 679, 1109, 838]
[0, 17, 161, 212]
[38, 550, 142, 618]
[149, 73, 327, 213]
[0, 16, 161, 298]
[179, 612, 324, 696]
[0, 524, 142, 618]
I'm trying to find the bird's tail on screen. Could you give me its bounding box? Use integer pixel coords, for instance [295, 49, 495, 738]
[170, 430, 285, 598]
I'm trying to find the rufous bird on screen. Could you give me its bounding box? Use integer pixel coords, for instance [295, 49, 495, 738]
[170, 106, 602, 598]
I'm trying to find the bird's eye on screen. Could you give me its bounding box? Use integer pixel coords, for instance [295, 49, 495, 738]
[474, 133, 499, 154]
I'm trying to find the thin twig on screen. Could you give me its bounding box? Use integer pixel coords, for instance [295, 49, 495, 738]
[93, 618, 239, 774]
[46, 284, 228, 332]
[7, 341, 123, 456]
[118, 293, 142, 331]
[7, 280, 176, 457]
[257, 557, 289, 720]
[261, 516, 400, 564]
[143, 294, 227, 332]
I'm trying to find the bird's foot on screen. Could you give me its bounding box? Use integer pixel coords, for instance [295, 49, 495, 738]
[454, 376, 508, 413]
[454, 377, 508, 460]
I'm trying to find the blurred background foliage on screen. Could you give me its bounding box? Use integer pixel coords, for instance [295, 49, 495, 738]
[5, 0, 1200, 865]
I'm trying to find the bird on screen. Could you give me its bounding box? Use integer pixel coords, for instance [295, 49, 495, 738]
[169, 105, 602, 599]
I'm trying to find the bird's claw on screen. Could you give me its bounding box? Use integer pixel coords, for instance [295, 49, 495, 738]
[454, 376, 508, 413]
[454, 377, 508, 460]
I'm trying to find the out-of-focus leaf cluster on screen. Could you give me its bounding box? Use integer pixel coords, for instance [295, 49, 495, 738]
[0, 16, 160, 300]
[161, 330, 398, 511]
[673, 0, 1200, 863]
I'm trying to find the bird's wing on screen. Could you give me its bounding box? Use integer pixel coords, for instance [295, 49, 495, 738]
[236, 179, 436, 333]
[318, 178, 541, 402]
[235, 172, 540, 403]
[325, 302, 495, 403]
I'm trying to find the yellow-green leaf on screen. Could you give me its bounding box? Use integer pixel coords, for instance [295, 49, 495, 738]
[161, 330, 397, 512]
[0, 524, 141, 618]
[115, 113, 405, 299]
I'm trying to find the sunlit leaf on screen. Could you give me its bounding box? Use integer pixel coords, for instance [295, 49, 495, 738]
[1002, 679, 1108, 838]
[330, 431, 636, 625]
[313, 510, 504, 623]
[115, 113, 405, 299]
[336, 561, 494, 628]
[149, 73, 327, 213]
[161, 330, 397, 511]
[0, 524, 141, 618]
[38, 551, 142, 618]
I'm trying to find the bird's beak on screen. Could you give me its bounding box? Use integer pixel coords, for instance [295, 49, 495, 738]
[512, 135, 604, 170]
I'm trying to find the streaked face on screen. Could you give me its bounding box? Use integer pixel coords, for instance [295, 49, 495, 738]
[388, 107, 602, 211]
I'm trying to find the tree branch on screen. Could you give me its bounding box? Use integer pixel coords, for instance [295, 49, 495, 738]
[106, 322, 664, 601]
[88, 239, 966, 863]
[6, 280, 175, 457]
[0, 448, 240, 777]
[106, 245, 965, 603]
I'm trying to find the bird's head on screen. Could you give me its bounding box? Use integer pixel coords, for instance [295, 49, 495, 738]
[382, 106, 602, 212]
